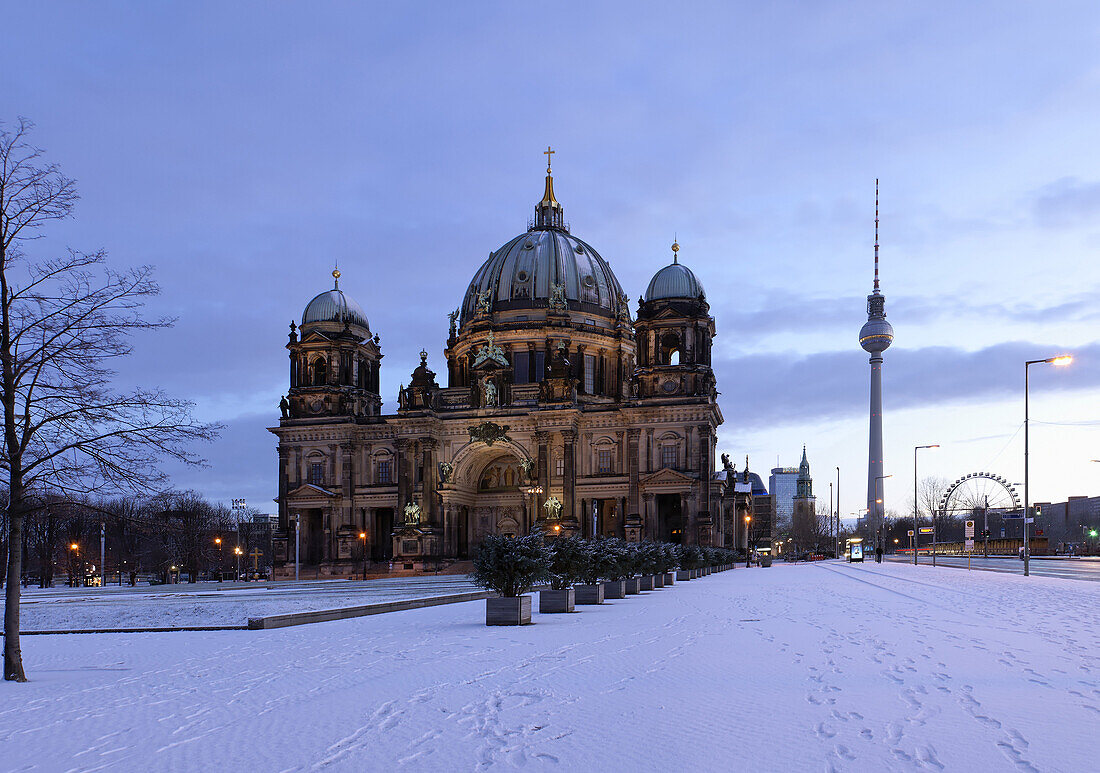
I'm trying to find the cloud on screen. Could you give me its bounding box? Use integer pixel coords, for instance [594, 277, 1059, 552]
[715, 340, 1100, 431]
[1031, 177, 1100, 228]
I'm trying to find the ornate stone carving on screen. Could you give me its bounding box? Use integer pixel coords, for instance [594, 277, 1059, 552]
[543, 496, 562, 520]
[481, 376, 498, 407]
[520, 457, 535, 480]
[473, 331, 509, 369]
[549, 282, 567, 310]
[438, 461, 453, 484]
[468, 421, 511, 446]
[403, 501, 423, 526]
[476, 289, 492, 314]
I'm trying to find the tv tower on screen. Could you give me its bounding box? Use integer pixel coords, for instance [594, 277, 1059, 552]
[859, 180, 894, 557]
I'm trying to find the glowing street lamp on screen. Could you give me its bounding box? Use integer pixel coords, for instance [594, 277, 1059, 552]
[233, 545, 243, 581]
[214, 536, 223, 582]
[1024, 354, 1073, 576]
[358, 531, 368, 580]
[744, 514, 752, 567]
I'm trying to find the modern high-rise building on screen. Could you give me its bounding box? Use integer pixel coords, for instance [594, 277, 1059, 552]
[859, 181, 894, 551]
[769, 466, 799, 529]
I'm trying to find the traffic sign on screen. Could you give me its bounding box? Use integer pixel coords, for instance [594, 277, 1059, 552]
[908, 530, 914, 536]
[965, 520, 975, 538]
[965, 538, 975, 551]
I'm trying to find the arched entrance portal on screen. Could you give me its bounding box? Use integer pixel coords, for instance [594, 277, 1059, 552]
[442, 443, 535, 556]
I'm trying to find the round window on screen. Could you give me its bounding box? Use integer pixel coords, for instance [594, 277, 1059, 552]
[516, 270, 529, 282]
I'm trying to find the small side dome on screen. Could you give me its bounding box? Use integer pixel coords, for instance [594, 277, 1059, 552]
[644, 242, 705, 301]
[302, 268, 370, 331]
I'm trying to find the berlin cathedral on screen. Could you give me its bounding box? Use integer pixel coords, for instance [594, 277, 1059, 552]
[270, 154, 757, 574]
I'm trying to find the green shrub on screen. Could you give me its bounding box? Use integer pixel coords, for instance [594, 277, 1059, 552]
[546, 535, 587, 590]
[577, 538, 618, 584]
[471, 534, 549, 597]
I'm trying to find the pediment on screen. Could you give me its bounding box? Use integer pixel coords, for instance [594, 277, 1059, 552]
[640, 467, 696, 487]
[300, 330, 334, 344]
[286, 483, 339, 499]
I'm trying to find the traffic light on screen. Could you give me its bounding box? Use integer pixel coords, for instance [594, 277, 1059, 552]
[1036, 529, 1044, 536]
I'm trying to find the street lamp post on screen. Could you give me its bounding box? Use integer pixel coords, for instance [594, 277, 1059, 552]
[1024, 355, 1073, 577]
[359, 532, 368, 581]
[875, 474, 893, 563]
[836, 467, 840, 560]
[234, 546, 242, 581]
[69, 543, 79, 587]
[829, 481, 834, 558]
[214, 537, 223, 582]
[913, 445, 939, 566]
[294, 513, 300, 582]
[744, 514, 752, 567]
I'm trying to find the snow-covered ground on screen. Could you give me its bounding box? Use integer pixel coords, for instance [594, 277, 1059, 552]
[17, 576, 482, 630]
[2, 562, 1098, 772]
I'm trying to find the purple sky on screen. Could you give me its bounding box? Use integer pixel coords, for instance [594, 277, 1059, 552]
[4, 2, 1099, 519]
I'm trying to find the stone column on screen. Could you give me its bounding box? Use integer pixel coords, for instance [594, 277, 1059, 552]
[278, 446, 290, 532]
[562, 429, 577, 522]
[535, 431, 549, 518]
[681, 491, 693, 545]
[644, 492, 656, 540]
[421, 437, 439, 527]
[698, 424, 712, 525]
[627, 429, 641, 520]
[396, 438, 410, 508]
[341, 442, 355, 528]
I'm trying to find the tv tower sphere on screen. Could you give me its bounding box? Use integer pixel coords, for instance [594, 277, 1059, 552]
[859, 315, 894, 353]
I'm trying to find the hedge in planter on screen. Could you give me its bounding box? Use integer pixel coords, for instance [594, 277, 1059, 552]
[575, 538, 616, 604]
[472, 534, 549, 625]
[541, 536, 586, 613]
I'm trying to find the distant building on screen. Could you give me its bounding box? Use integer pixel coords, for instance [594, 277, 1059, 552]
[769, 466, 798, 529]
[792, 446, 818, 546]
[1034, 495, 1100, 551]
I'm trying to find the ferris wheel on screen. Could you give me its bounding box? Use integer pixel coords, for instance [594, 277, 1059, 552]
[939, 472, 1021, 518]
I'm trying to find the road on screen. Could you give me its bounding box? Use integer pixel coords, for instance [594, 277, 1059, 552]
[884, 554, 1100, 581]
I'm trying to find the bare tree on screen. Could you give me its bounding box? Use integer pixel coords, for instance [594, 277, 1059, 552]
[2, 120, 218, 681]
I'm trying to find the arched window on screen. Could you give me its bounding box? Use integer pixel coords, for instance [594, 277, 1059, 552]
[660, 332, 681, 366]
[669, 349, 680, 365]
[312, 357, 327, 386]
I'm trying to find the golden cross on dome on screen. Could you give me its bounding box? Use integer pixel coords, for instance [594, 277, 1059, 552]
[543, 145, 555, 173]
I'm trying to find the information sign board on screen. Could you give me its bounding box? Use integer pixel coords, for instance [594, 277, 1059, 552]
[965, 538, 975, 551]
[965, 520, 975, 538]
[919, 527, 934, 534]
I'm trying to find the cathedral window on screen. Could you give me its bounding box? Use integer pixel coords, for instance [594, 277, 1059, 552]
[533, 350, 545, 382]
[597, 449, 613, 474]
[555, 458, 564, 477]
[584, 354, 596, 394]
[377, 460, 392, 484]
[669, 349, 680, 365]
[661, 445, 677, 470]
[311, 357, 327, 385]
[513, 350, 530, 385]
[309, 462, 324, 486]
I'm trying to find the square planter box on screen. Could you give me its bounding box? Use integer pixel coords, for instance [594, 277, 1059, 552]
[575, 583, 605, 605]
[625, 578, 641, 594]
[638, 575, 654, 591]
[652, 574, 665, 588]
[603, 580, 626, 599]
[486, 595, 532, 626]
[676, 570, 691, 581]
[539, 588, 575, 613]
[664, 572, 675, 585]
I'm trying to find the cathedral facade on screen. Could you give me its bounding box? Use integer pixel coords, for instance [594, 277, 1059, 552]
[270, 159, 743, 574]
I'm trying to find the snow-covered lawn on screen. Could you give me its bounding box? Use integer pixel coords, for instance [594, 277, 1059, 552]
[2, 562, 1097, 772]
[16, 576, 482, 630]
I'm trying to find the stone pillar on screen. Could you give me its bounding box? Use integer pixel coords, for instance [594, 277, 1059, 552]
[562, 429, 577, 522]
[278, 447, 289, 531]
[421, 437, 439, 527]
[627, 429, 640, 519]
[535, 431, 549, 518]
[396, 438, 410, 508]
[681, 491, 693, 545]
[698, 424, 712, 525]
[644, 492, 656, 540]
[328, 444, 338, 488]
[341, 442, 355, 528]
